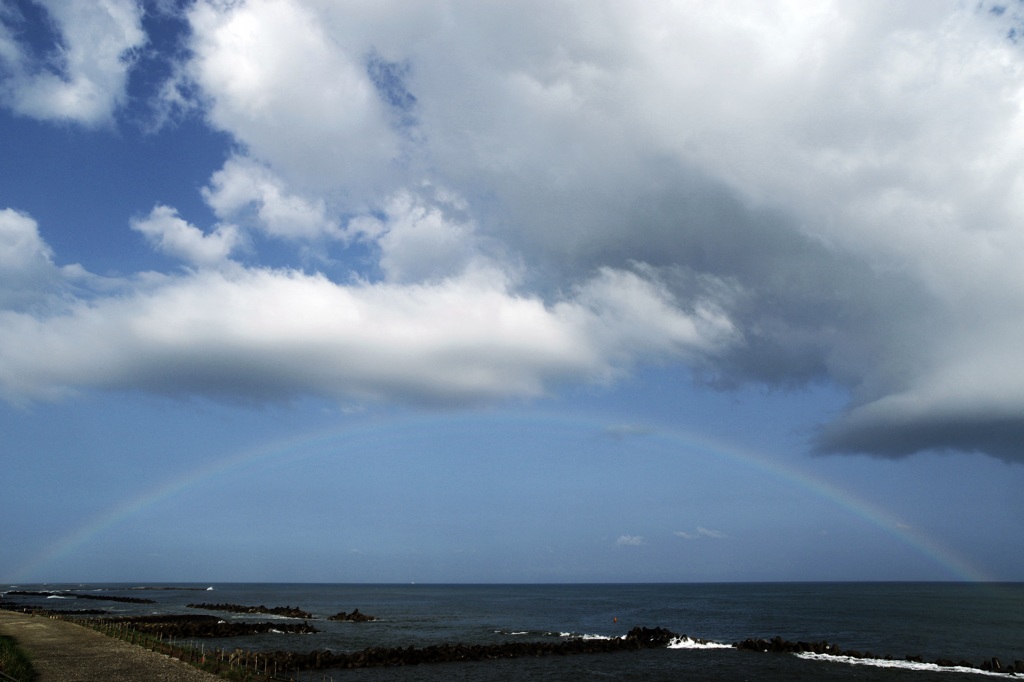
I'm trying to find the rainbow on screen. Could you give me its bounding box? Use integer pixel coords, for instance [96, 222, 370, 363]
[8, 411, 992, 583]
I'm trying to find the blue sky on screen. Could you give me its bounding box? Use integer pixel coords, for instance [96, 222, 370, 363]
[1, 0, 1022, 584]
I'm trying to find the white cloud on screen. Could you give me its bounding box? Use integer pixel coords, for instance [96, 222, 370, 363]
[0, 208, 54, 272]
[566, 266, 734, 369]
[0, 208, 61, 310]
[616, 535, 644, 547]
[6, 1, 1024, 460]
[0, 11, 19, 65]
[131, 205, 242, 267]
[202, 156, 341, 241]
[675, 527, 727, 540]
[373, 190, 487, 284]
[0, 217, 730, 406]
[312, 0, 1024, 461]
[184, 0, 400, 197]
[0, 0, 144, 126]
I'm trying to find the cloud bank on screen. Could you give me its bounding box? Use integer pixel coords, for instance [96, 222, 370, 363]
[3, 1, 1024, 462]
[0, 219, 730, 406]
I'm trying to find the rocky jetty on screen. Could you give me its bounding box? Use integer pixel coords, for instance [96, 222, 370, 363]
[186, 602, 315, 619]
[100, 614, 319, 637]
[234, 626, 679, 672]
[6, 590, 155, 604]
[734, 635, 1024, 674]
[328, 608, 377, 622]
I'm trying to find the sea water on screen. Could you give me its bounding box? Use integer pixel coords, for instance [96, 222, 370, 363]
[3, 582, 1022, 680]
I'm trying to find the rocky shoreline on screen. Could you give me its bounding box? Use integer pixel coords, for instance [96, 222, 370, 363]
[3, 596, 1021, 677]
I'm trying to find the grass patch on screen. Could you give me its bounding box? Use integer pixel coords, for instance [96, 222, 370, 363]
[0, 634, 37, 681]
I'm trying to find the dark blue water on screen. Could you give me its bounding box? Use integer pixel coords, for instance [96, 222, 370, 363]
[4, 583, 1023, 680]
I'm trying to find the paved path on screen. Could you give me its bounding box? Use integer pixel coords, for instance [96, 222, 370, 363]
[0, 611, 221, 681]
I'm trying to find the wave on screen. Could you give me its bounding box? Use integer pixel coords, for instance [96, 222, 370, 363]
[494, 629, 618, 640]
[493, 629, 563, 638]
[493, 629, 622, 641]
[667, 636, 732, 650]
[797, 653, 1019, 678]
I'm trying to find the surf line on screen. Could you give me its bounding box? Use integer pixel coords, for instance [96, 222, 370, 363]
[11, 411, 991, 583]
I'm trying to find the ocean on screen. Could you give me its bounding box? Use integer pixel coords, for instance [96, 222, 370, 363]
[3, 582, 1023, 680]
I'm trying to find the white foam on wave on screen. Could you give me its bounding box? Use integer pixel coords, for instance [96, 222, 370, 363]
[45, 595, 68, 599]
[667, 636, 732, 650]
[797, 652, 1018, 678]
[580, 634, 616, 641]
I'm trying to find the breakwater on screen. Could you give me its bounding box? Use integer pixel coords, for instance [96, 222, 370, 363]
[100, 614, 319, 638]
[734, 636, 1024, 674]
[5, 590, 155, 604]
[187, 602, 315, 619]
[233, 625, 679, 672]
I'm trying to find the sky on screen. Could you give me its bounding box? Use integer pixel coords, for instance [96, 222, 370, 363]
[1, 0, 1023, 584]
